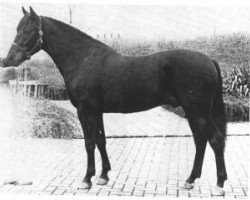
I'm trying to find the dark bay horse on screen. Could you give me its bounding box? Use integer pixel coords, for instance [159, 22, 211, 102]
[2, 7, 227, 194]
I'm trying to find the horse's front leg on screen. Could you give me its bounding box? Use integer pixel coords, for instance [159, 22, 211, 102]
[96, 113, 111, 185]
[77, 107, 98, 189]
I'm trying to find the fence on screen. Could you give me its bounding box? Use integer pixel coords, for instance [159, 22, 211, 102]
[3, 67, 67, 100]
[9, 80, 47, 98]
[96, 33, 121, 40]
[9, 80, 68, 100]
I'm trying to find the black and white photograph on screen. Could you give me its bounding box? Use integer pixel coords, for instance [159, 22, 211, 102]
[0, 0, 249, 198]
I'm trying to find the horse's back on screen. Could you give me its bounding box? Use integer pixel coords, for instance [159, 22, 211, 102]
[120, 49, 219, 97]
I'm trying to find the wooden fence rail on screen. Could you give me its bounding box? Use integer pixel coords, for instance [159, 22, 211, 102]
[9, 80, 48, 98]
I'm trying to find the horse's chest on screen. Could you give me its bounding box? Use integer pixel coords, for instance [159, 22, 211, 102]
[66, 78, 100, 108]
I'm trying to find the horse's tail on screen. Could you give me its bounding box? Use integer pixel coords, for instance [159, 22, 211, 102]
[211, 60, 227, 138]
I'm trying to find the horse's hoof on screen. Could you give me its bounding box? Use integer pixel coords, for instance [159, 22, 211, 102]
[182, 182, 194, 190]
[97, 177, 109, 185]
[212, 186, 225, 196]
[78, 181, 92, 190]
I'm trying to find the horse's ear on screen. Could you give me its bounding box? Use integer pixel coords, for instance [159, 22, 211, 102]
[29, 6, 38, 20]
[22, 7, 28, 15]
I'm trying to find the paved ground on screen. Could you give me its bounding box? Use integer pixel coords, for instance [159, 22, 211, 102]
[0, 136, 248, 197]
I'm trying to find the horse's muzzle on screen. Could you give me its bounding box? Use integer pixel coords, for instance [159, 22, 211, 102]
[1, 58, 12, 68]
[0, 58, 6, 68]
[2, 53, 24, 68]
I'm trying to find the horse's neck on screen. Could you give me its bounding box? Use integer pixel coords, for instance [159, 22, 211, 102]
[41, 17, 102, 76]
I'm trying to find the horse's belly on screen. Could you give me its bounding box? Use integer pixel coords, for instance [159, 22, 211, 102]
[102, 103, 158, 113]
[102, 92, 163, 113]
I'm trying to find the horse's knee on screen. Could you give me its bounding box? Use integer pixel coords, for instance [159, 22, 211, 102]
[209, 133, 225, 153]
[85, 140, 95, 153]
[197, 117, 207, 126]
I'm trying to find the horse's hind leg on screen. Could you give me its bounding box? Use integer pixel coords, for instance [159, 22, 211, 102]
[183, 110, 227, 194]
[96, 113, 111, 185]
[183, 114, 208, 189]
[204, 117, 227, 195]
[208, 123, 227, 189]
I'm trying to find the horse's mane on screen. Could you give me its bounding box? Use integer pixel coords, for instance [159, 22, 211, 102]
[43, 16, 110, 48]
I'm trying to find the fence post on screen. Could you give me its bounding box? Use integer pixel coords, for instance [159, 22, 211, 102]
[34, 84, 38, 98]
[27, 84, 31, 97]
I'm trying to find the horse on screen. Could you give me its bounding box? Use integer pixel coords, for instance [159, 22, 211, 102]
[2, 7, 227, 194]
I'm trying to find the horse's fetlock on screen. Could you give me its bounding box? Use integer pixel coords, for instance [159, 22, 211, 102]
[217, 175, 227, 188]
[87, 169, 96, 176]
[104, 165, 111, 173]
[218, 171, 227, 181]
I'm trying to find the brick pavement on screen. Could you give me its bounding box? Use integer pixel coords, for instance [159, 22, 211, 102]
[0, 136, 248, 197]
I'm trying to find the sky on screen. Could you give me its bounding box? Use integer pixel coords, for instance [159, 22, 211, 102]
[0, 1, 250, 57]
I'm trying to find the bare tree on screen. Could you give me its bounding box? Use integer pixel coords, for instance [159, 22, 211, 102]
[67, 5, 92, 32]
[67, 4, 76, 24]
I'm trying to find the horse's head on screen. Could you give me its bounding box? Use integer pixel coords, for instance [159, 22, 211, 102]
[2, 6, 43, 67]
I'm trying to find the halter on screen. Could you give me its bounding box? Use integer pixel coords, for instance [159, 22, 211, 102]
[12, 16, 43, 60]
